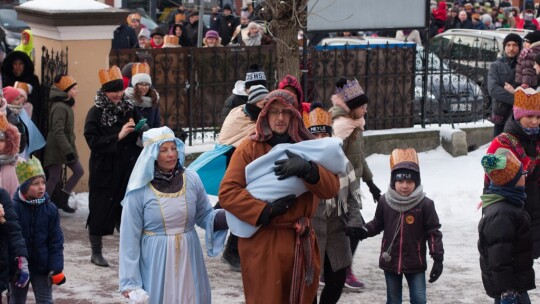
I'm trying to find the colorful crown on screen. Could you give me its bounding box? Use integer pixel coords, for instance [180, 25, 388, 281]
[335, 79, 364, 102]
[163, 35, 180, 47]
[14, 81, 31, 94]
[54, 75, 77, 92]
[390, 148, 419, 171]
[303, 107, 332, 129]
[131, 62, 151, 76]
[15, 156, 45, 184]
[482, 148, 522, 186]
[98, 66, 123, 85]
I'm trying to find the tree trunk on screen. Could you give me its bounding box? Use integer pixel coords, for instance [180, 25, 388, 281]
[271, 22, 301, 81]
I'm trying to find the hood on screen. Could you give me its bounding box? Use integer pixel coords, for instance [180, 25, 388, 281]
[49, 86, 69, 103]
[329, 104, 349, 119]
[1, 51, 34, 80]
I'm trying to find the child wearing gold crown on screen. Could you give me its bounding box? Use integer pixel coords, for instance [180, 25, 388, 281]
[9, 156, 65, 303]
[124, 62, 160, 129]
[479, 148, 534, 303]
[353, 148, 444, 303]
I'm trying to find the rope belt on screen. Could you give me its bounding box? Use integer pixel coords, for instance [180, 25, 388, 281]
[290, 217, 315, 304]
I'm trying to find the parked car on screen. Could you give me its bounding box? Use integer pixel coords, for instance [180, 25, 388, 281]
[0, 6, 29, 51]
[317, 36, 483, 123]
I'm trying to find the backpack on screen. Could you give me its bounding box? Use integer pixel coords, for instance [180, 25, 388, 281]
[524, 20, 536, 31]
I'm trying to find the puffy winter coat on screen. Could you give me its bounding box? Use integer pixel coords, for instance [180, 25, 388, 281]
[515, 41, 540, 88]
[478, 199, 535, 298]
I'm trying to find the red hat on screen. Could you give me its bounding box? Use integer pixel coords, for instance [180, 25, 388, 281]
[2, 86, 21, 104]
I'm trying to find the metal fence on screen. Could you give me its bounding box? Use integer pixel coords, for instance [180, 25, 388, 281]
[40, 46, 69, 137]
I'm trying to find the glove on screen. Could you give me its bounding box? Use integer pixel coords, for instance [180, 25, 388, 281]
[12, 256, 30, 288]
[269, 194, 297, 218]
[47, 271, 66, 286]
[500, 290, 519, 304]
[345, 226, 368, 240]
[428, 261, 443, 283]
[65, 153, 75, 163]
[366, 180, 381, 203]
[136, 123, 150, 134]
[274, 151, 312, 181]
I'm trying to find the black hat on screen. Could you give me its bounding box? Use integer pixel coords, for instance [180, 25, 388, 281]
[503, 33, 523, 52]
[524, 30, 540, 44]
[150, 27, 165, 38]
[223, 4, 232, 11]
[245, 64, 267, 89]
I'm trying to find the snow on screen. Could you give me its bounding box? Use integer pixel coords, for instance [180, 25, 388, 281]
[39, 142, 540, 303]
[20, 0, 110, 11]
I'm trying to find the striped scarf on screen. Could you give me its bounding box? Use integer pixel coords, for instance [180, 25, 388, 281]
[324, 160, 361, 216]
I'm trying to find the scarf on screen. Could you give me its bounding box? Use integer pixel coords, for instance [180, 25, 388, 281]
[243, 31, 262, 46]
[267, 132, 292, 147]
[332, 116, 366, 141]
[150, 162, 183, 193]
[19, 190, 47, 206]
[125, 87, 155, 108]
[482, 185, 526, 208]
[94, 90, 134, 127]
[0, 154, 17, 165]
[384, 185, 426, 213]
[324, 160, 361, 216]
[7, 104, 23, 115]
[522, 126, 540, 136]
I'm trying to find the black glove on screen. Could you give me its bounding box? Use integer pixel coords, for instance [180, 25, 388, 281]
[274, 151, 319, 184]
[428, 261, 443, 283]
[65, 153, 75, 163]
[258, 194, 296, 226]
[345, 226, 368, 240]
[366, 180, 381, 203]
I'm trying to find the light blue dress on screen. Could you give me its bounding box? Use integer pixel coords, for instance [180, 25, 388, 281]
[119, 170, 227, 304]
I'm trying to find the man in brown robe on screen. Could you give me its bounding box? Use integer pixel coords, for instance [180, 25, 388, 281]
[219, 89, 339, 303]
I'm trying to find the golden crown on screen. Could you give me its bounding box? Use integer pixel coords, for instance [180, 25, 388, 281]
[15, 156, 45, 184]
[335, 79, 364, 102]
[54, 75, 77, 92]
[14, 81, 30, 94]
[303, 107, 332, 128]
[163, 35, 179, 46]
[390, 148, 419, 170]
[98, 66, 122, 85]
[131, 62, 151, 76]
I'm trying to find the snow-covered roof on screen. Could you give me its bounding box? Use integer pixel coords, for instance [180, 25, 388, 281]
[20, 0, 110, 11]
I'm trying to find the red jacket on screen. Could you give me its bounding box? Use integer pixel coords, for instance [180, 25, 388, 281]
[432, 2, 447, 22]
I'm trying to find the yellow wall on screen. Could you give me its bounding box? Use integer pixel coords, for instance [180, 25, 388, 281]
[34, 36, 112, 192]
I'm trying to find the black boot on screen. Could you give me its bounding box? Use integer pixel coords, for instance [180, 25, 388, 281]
[89, 235, 109, 267]
[51, 188, 76, 213]
[221, 234, 241, 272]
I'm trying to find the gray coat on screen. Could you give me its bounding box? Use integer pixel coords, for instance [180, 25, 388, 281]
[487, 56, 517, 123]
[43, 87, 78, 167]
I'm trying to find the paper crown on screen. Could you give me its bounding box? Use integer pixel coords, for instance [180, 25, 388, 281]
[14, 81, 31, 94]
[54, 75, 77, 92]
[513, 88, 540, 119]
[131, 62, 150, 76]
[16, 156, 45, 184]
[390, 148, 419, 171]
[98, 66, 123, 85]
[163, 35, 180, 47]
[482, 148, 523, 186]
[335, 79, 365, 102]
[303, 106, 332, 134]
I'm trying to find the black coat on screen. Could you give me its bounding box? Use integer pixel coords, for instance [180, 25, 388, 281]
[0, 188, 27, 293]
[83, 99, 142, 236]
[217, 14, 240, 46]
[185, 20, 209, 47]
[478, 200, 535, 298]
[111, 25, 139, 50]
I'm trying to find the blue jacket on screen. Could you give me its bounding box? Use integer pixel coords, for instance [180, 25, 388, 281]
[12, 189, 64, 275]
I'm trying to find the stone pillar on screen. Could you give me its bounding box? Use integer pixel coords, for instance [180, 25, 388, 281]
[16, 4, 130, 192]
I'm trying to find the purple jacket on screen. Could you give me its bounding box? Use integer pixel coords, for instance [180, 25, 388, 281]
[364, 195, 444, 274]
[515, 42, 540, 87]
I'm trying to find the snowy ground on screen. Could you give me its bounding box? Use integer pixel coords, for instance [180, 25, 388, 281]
[15, 144, 540, 303]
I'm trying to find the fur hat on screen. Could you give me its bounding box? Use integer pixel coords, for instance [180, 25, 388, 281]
[131, 62, 152, 87]
[0, 112, 20, 157]
[99, 66, 124, 92]
[390, 148, 421, 188]
[303, 101, 332, 136]
[334, 78, 368, 111]
[54, 75, 77, 92]
[245, 64, 267, 89]
[482, 148, 524, 187]
[513, 87, 540, 120]
[2, 86, 21, 104]
[247, 85, 269, 104]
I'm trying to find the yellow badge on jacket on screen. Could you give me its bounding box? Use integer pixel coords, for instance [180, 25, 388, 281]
[406, 215, 415, 225]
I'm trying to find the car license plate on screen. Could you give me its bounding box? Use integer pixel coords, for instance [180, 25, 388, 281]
[450, 104, 471, 112]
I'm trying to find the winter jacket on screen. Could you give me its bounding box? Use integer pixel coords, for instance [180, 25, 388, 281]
[12, 190, 63, 276]
[487, 55, 518, 125]
[516, 41, 540, 88]
[363, 195, 444, 274]
[432, 2, 447, 22]
[455, 19, 474, 29]
[478, 199, 535, 298]
[486, 117, 540, 257]
[185, 20, 209, 47]
[44, 86, 78, 167]
[217, 14, 240, 46]
[124, 87, 161, 129]
[111, 25, 139, 50]
[220, 93, 248, 125]
[0, 188, 27, 293]
[84, 96, 142, 236]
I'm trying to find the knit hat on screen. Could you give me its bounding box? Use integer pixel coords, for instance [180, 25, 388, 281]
[223, 3, 232, 11]
[54, 75, 77, 92]
[278, 75, 304, 113]
[0, 112, 20, 156]
[99, 65, 124, 92]
[480, 14, 492, 24]
[334, 78, 368, 111]
[524, 30, 540, 44]
[503, 33, 523, 52]
[245, 64, 267, 89]
[390, 148, 421, 189]
[247, 84, 269, 104]
[138, 27, 151, 39]
[205, 30, 220, 39]
[16, 156, 46, 192]
[482, 148, 524, 187]
[303, 101, 332, 136]
[150, 27, 165, 38]
[131, 62, 151, 86]
[2, 86, 21, 104]
[232, 80, 247, 96]
[513, 87, 540, 120]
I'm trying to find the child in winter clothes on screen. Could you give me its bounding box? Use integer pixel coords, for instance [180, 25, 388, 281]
[2, 86, 27, 154]
[0, 112, 23, 197]
[479, 148, 535, 304]
[515, 30, 540, 89]
[354, 148, 444, 304]
[9, 156, 65, 304]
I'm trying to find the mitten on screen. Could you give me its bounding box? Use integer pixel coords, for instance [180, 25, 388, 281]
[345, 226, 368, 240]
[12, 256, 30, 288]
[365, 180, 381, 203]
[47, 271, 66, 286]
[500, 290, 519, 304]
[65, 153, 75, 163]
[428, 261, 443, 283]
[274, 151, 312, 181]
